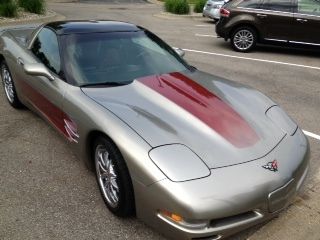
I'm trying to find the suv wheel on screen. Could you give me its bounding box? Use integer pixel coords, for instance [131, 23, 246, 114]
[231, 27, 257, 52]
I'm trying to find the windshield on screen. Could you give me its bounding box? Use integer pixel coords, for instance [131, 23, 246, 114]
[61, 31, 190, 86]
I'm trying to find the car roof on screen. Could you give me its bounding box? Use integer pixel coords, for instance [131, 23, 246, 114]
[45, 20, 142, 35]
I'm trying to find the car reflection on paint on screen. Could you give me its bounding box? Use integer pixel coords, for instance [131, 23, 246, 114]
[0, 20, 310, 240]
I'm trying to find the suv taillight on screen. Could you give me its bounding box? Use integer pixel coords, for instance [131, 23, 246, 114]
[220, 8, 230, 17]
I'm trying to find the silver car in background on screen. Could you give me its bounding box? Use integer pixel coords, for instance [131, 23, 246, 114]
[202, 0, 227, 22]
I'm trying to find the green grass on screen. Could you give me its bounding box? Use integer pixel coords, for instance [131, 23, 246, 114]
[165, 0, 190, 14]
[0, 0, 18, 18]
[18, 0, 45, 14]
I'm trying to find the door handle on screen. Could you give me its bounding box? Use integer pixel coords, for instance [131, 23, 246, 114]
[296, 18, 308, 23]
[257, 13, 267, 18]
[17, 57, 24, 66]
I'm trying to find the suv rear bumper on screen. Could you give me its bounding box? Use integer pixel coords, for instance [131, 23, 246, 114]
[215, 17, 231, 40]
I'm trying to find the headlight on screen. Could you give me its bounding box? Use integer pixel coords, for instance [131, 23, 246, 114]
[149, 144, 210, 182]
[266, 105, 298, 136]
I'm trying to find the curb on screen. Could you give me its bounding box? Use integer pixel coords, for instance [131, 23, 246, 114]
[147, 0, 204, 19]
[153, 11, 203, 20]
[0, 10, 65, 27]
[146, 0, 163, 4]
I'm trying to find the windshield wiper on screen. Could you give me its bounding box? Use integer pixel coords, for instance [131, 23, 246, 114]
[80, 81, 131, 88]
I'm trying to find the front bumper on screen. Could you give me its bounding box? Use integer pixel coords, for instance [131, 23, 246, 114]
[134, 129, 310, 239]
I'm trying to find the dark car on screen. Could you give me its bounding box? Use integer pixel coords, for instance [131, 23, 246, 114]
[216, 0, 320, 52]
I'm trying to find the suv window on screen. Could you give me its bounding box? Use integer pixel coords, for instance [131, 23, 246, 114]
[260, 0, 293, 12]
[238, 0, 261, 8]
[31, 27, 61, 75]
[298, 0, 320, 16]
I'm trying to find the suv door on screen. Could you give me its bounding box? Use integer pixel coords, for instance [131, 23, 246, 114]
[255, 0, 295, 41]
[292, 0, 320, 44]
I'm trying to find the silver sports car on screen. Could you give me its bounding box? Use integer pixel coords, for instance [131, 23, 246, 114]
[0, 21, 309, 240]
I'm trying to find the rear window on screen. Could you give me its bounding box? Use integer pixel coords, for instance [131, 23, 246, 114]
[260, 0, 293, 12]
[238, 0, 262, 8]
[298, 0, 320, 16]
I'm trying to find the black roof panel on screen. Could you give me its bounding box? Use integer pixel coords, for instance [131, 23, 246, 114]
[45, 20, 141, 35]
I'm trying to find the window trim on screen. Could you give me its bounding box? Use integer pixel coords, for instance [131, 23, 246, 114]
[237, 0, 296, 14]
[29, 26, 65, 80]
[237, 6, 294, 14]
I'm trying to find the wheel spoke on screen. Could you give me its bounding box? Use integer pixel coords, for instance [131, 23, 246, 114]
[2, 67, 15, 103]
[234, 29, 254, 50]
[95, 145, 119, 208]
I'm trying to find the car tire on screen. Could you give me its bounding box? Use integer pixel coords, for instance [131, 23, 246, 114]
[231, 26, 257, 52]
[1, 61, 23, 108]
[93, 136, 135, 217]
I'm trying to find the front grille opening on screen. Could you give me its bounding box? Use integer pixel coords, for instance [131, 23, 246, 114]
[210, 211, 258, 228]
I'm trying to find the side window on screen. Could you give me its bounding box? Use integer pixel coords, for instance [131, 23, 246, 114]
[260, 0, 293, 12]
[297, 0, 320, 15]
[31, 28, 61, 75]
[238, 0, 262, 9]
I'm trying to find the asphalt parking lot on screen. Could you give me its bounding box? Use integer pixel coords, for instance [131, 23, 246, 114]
[1, 1, 320, 240]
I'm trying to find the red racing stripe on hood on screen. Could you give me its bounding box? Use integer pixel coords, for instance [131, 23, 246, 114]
[138, 72, 259, 148]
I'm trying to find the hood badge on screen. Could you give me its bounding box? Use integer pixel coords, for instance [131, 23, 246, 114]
[262, 160, 278, 172]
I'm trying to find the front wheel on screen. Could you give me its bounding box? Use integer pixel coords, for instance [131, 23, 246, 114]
[1, 62, 23, 108]
[231, 27, 257, 52]
[93, 136, 135, 217]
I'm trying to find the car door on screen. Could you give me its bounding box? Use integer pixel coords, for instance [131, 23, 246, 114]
[292, 0, 320, 44]
[255, 0, 295, 41]
[19, 27, 69, 137]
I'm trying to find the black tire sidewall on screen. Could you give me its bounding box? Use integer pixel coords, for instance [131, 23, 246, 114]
[93, 136, 135, 217]
[231, 27, 257, 52]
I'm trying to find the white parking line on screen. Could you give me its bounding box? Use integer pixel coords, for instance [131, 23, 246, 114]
[182, 48, 320, 71]
[303, 130, 320, 141]
[195, 25, 211, 27]
[195, 34, 218, 38]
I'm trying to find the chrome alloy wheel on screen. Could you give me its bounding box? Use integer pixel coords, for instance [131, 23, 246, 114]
[233, 30, 254, 51]
[95, 145, 119, 208]
[2, 66, 14, 103]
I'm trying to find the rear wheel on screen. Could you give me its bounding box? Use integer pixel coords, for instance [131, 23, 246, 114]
[1, 61, 23, 108]
[231, 26, 257, 52]
[93, 136, 135, 217]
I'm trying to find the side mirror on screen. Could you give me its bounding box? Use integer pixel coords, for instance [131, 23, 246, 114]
[23, 63, 55, 81]
[174, 47, 185, 58]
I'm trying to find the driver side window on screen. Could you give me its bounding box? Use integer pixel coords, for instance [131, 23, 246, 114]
[298, 0, 320, 16]
[31, 28, 61, 75]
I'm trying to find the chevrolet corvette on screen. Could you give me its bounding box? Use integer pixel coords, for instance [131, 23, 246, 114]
[0, 21, 309, 240]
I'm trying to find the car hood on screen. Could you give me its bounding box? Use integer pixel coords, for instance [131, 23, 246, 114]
[82, 70, 286, 169]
